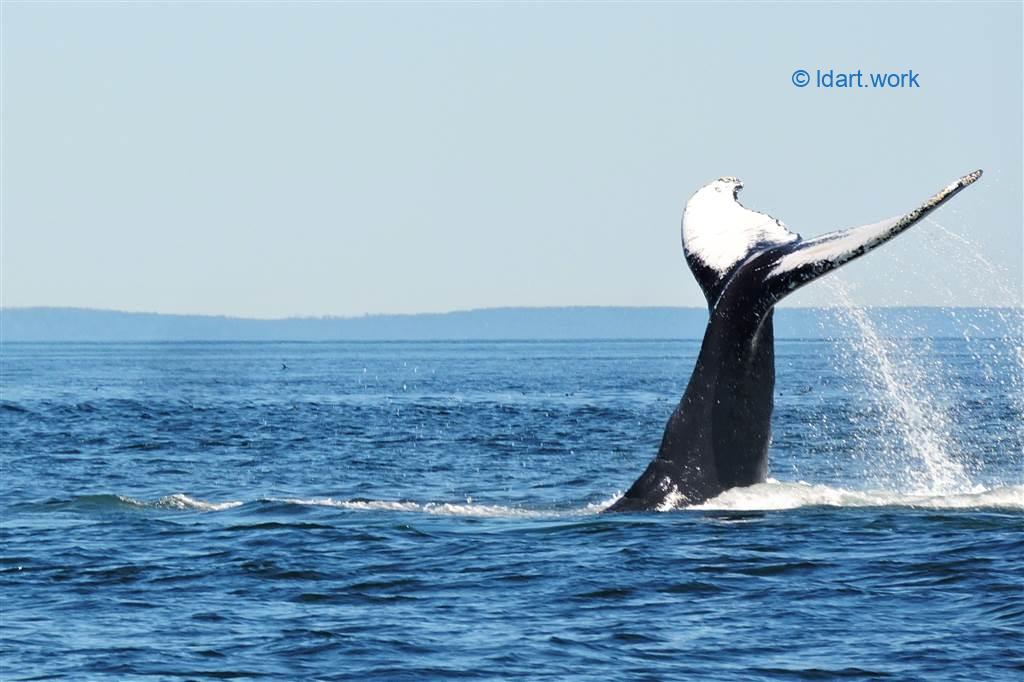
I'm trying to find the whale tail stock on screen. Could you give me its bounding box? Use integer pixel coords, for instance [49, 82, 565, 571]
[605, 170, 983, 513]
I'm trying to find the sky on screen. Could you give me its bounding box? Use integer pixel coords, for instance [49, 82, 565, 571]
[2, 1, 1021, 318]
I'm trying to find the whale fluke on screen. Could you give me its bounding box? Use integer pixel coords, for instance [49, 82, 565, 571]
[606, 170, 983, 512]
[761, 170, 983, 310]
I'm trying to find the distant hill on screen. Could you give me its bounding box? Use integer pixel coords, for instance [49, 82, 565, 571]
[1, 306, 1020, 342]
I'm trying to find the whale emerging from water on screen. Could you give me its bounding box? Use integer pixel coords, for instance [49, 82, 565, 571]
[606, 170, 983, 512]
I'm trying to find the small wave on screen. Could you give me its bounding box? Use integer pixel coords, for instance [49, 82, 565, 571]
[276, 492, 628, 517]
[692, 480, 1024, 512]
[149, 493, 243, 512]
[32, 486, 1022, 518]
[276, 497, 552, 518]
[581, 492, 624, 514]
[29, 493, 243, 513]
[0, 400, 30, 414]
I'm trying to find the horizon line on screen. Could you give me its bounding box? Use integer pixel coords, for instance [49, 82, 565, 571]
[2, 303, 1022, 322]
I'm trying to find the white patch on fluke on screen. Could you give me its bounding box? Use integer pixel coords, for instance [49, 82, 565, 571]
[769, 215, 902, 276]
[768, 169, 983, 278]
[683, 177, 798, 274]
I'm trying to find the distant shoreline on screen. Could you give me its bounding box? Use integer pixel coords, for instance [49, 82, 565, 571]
[2, 306, 1020, 343]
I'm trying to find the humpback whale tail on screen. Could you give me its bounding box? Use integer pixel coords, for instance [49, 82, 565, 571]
[607, 170, 983, 513]
[682, 170, 983, 313]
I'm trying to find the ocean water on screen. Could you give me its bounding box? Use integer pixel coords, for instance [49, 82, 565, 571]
[1, 338, 1022, 680]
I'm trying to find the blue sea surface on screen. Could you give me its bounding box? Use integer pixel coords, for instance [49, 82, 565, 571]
[1, 339, 1022, 680]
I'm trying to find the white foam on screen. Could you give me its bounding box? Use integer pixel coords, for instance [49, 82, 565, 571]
[277, 497, 552, 518]
[112, 486, 1022, 517]
[692, 480, 1023, 512]
[151, 493, 243, 512]
[581, 492, 625, 514]
[279, 493, 632, 517]
[281, 484, 1023, 517]
[655, 481, 687, 512]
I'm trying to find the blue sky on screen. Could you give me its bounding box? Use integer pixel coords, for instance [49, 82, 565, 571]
[3, 1, 1021, 317]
